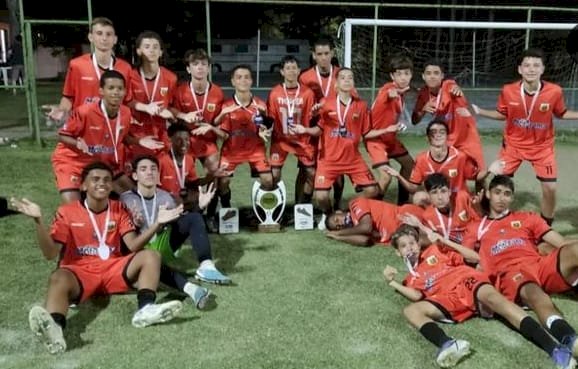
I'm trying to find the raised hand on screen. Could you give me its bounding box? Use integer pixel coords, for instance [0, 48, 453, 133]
[10, 198, 41, 219]
[450, 84, 463, 97]
[138, 136, 164, 150]
[471, 103, 481, 116]
[41, 104, 66, 122]
[198, 182, 217, 210]
[383, 265, 398, 282]
[157, 204, 183, 224]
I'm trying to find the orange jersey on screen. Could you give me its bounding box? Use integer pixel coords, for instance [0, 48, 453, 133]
[50, 200, 135, 267]
[317, 96, 370, 165]
[173, 82, 225, 146]
[158, 151, 198, 198]
[267, 82, 316, 150]
[299, 65, 340, 101]
[370, 81, 406, 133]
[462, 211, 551, 278]
[53, 101, 132, 171]
[349, 197, 424, 244]
[422, 190, 480, 243]
[62, 54, 132, 109]
[128, 66, 177, 142]
[410, 146, 478, 194]
[497, 80, 566, 150]
[403, 244, 478, 297]
[219, 96, 268, 158]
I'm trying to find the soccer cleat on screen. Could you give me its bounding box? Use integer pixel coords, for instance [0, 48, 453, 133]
[195, 264, 232, 285]
[188, 285, 212, 310]
[29, 306, 66, 354]
[205, 217, 218, 233]
[562, 334, 578, 358]
[317, 214, 327, 231]
[221, 209, 237, 221]
[552, 346, 577, 369]
[131, 300, 183, 328]
[296, 207, 312, 217]
[435, 339, 471, 368]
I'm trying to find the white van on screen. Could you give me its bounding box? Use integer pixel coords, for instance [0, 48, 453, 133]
[210, 38, 311, 73]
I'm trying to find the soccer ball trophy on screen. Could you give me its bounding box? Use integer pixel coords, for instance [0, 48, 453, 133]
[251, 180, 286, 232]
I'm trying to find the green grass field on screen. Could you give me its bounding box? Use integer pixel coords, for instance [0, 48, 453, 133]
[1, 133, 578, 368]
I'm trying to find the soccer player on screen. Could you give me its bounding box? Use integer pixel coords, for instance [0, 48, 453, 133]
[126, 30, 176, 163]
[462, 175, 578, 355]
[366, 55, 415, 204]
[292, 68, 379, 229]
[412, 59, 486, 190]
[171, 49, 224, 175]
[384, 224, 575, 369]
[51, 70, 162, 204]
[324, 197, 424, 246]
[11, 162, 184, 355]
[192, 64, 274, 220]
[472, 48, 578, 225]
[419, 173, 482, 244]
[385, 119, 489, 196]
[121, 155, 231, 286]
[268, 55, 316, 204]
[298, 37, 345, 210]
[43, 17, 132, 123]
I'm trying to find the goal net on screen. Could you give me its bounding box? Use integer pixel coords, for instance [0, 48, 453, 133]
[336, 19, 578, 93]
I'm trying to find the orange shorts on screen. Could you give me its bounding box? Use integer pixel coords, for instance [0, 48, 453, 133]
[500, 250, 571, 297]
[220, 150, 271, 174]
[425, 271, 490, 323]
[270, 140, 316, 168]
[52, 158, 125, 192]
[499, 142, 556, 181]
[190, 136, 218, 159]
[60, 254, 136, 303]
[315, 158, 376, 190]
[365, 138, 409, 168]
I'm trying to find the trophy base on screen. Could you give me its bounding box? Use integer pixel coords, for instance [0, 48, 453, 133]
[257, 223, 282, 233]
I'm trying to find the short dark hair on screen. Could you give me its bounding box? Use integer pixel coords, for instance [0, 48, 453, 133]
[424, 173, 450, 192]
[390, 225, 419, 249]
[168, 121, 190, 137]
[488, 175, 515, 193]
[423, 58, 445, 73]
[518, 48, 545, 65]
[100, 69, 125, 88]
[81, 161, 113, 183]
[325, 212, 339, 230]
[90, 17, 114, 33]
[136, 30, 163, 50]
[280, 55, 300, 68]
[389, 55, 413, 73]
[230, 64, 252, 79]
[132, 155, 159, 172]
[312, 38, 333, 51]
[426, 118, 449, 137]
[184, 48, 211, 65]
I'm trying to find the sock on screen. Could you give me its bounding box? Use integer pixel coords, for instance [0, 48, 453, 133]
[541, 213, 554, 226]
[419, 322, 453, 348]
[549, 317, 576, 343]
[183, 282, 201, 297]
[220, 191, 231, 208]
[137, 288, 156, 310]
[519, 316, 557, 356]
[159, 264, 188, 291]
[299, 192, 313, 204]
[50, 313, 67, 330]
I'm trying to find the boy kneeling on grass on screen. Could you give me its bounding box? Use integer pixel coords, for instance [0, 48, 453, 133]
[383, 223, 575, 369]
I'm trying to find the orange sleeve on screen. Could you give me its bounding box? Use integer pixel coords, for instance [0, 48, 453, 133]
[528, 213, 552, 241]
[461, 222, 478, 250]
[552, 88, 567, 118]
[219, 109, 232, 133]
[50, 208, 69, 245]
[370, 88, 391, 128]
[462, 155, 479, 180]
[496, 87, 508, 116]
[413, 88, 429, 116]
[409, 155, 426, 184]
[360, 101, 371, 135]
[62, 61, 77, 99]
[58, 108, 85, 138]
[118, 203, 136, 237]
[186, 155, 198, 182]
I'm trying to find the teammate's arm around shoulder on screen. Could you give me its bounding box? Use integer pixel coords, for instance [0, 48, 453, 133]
[383, 265, 424, 301]
[10, 198, 61, 260]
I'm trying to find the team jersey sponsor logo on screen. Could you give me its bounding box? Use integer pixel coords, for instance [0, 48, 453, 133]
[87, 145, 115, 155]
[490, 238, 524, 255]
[458, 210, 468, 222]
[426, 255, 438, 265]
[539, 103, 550, 112]
[160, 87, 168, 96]
[84, 96, 98, 104]
[513, 118, 547, 130]
[448, 169, 458, 178]
[207, 103, 216, 112]
[316, 175, 325, 184]
[511, 220, 522, 229]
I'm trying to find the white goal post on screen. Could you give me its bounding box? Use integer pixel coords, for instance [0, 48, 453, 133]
[341, 19, 577, 68]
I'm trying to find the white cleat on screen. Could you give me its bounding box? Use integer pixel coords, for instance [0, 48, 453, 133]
[435, 339, 471, 368]
[131, 300, 183, 328]
[29, 306, 66, 354]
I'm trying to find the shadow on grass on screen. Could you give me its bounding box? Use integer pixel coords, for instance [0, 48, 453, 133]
[65, 295, 110, 351]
